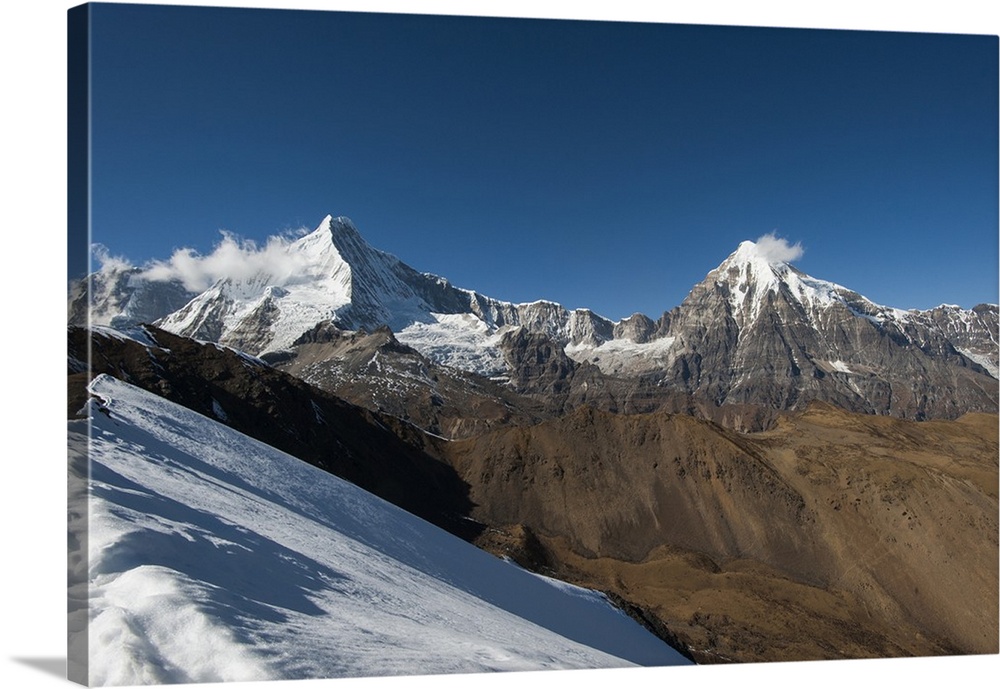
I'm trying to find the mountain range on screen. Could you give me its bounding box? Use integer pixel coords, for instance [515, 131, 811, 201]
[70, 214, 998, 430]
[68, 215, 999, 679]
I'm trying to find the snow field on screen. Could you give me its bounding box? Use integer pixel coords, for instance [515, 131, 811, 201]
[75, 375, 690, 685]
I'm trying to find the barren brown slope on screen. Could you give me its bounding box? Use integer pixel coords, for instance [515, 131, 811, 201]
[438, 404, 998, 662]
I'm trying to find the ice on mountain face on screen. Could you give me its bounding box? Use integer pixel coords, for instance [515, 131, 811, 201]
[958, 348, 999, 379]
[76, 375, 688, 684]
[397, 313, 510, 378]
[565, 336, 678, 376]
[396, 303, 617, 376]
[714, 240, 797, 322]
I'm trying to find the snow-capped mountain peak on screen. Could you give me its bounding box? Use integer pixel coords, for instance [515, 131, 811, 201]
[153, 214, 456, 353]
[706, 238, 873, 325]
[712, 240, 801, 319]
[717, 238, 790, 294]
[289, 213, 339, 260]
[294, 214, 376, 272]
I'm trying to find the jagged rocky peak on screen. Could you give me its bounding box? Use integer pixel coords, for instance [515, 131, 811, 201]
[613, 313, 657, 344]
[568, 309, 614, 346]
[68, 265, 196, 329]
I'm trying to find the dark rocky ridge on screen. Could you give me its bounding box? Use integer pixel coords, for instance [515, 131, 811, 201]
[68, 324, 481, 540]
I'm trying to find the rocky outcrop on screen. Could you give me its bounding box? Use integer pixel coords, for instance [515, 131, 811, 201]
[67, 267, 195, 328]
[613, 313, 656, 343]
[266, 322, 547, 439]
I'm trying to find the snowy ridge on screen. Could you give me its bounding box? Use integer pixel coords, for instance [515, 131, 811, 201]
[70, 374, 689, 685]
[90, 324, 162, 349]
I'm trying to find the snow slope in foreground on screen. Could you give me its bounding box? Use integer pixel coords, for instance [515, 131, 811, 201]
[68, 375, 689, 686]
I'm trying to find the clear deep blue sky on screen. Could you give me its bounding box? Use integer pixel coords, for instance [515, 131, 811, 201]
[82, 2, 998, 320]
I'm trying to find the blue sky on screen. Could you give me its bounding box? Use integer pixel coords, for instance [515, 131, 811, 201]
[80, 2, 998, 320]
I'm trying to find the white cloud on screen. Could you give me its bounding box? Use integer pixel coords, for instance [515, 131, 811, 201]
[755, 232, 804, 264]
[91, 244, 134, 274]
[140, 230, 314, 292]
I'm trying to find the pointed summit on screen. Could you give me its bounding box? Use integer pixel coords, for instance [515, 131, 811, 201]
[291, 215, 388, 279]
[716, 234, 804, 285]
[155, 215, 484, 354]
[717, 238, 789, 284]
[703, 236, 848, 321]
[291, 214, 335, 256]
[293, 214, 353, 253]
[710, 241, 790, 320]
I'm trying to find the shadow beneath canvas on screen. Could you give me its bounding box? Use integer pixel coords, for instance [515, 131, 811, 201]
[11, 656, 66, 679]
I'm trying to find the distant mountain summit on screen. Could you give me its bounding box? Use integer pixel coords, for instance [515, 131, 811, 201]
[154, 214, 476, 353]
[67, 265, 195, 329]
[69, 215, 998, 423]
[637, 238, 999, 418]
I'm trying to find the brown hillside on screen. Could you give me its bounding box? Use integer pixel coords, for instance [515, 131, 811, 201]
[440, 404, 998, 662]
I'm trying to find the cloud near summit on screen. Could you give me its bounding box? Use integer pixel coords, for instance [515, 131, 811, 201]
[140, 230, 313, 292]
[755, 232, 804, 263]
